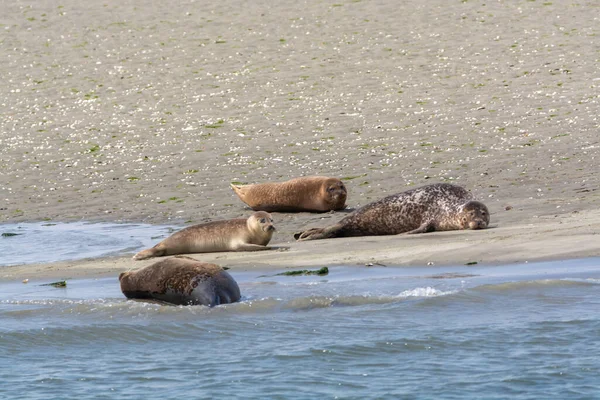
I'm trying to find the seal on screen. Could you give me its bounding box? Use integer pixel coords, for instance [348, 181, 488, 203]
[133, 211, 275, 260]
[230, 176, 347, 212]
[119, 256, 241, 306]
[294, 183, 489, 240]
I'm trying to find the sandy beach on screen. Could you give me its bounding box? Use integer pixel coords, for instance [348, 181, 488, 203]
[1, 0, 599, 281]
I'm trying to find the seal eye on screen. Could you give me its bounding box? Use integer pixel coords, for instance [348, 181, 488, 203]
[260, 218, 266, 223]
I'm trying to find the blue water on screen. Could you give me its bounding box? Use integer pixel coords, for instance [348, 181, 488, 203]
[1, 258, 599, 399]
[0, 222, 178, 266]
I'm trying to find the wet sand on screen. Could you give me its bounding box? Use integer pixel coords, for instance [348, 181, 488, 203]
[1, 0, 599, 281]
[3, 207, 600, 282]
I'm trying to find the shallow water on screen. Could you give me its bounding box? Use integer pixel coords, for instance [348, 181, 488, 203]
[0, 222, 178, 266]
[1, 259, 599, 399]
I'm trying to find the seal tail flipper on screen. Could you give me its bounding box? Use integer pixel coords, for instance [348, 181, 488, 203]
[132, 248, 154, 260]
[231, 183, 262, 210]
[294, 224, 342, 241]
[230, 183, 248, 199]
[132, 244, 166, 260]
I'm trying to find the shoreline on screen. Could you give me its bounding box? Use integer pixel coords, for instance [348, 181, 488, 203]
[2, 206, 599, 283]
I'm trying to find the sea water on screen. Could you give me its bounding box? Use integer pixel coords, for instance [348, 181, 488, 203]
[0, 222, 178, 266]
[1, 256, 599, 399]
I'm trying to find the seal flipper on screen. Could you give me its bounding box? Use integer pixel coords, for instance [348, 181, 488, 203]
[294, 224, 343, 241]
[132, 244, 167, 260]
[294, 228, 321, 241]
[231, 183, 260, 209]
[133, 248, 154, 260]
[231, 183, 249, 200]
[404, 220, 436, 234]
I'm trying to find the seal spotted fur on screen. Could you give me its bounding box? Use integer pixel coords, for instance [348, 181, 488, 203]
[119, 256, 241, 306]
[231, 176, 347, 212]
[133, 211, 275, 260]
[294, 183, 489, 240]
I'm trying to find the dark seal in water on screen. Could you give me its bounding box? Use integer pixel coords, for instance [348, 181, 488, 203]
[119, 256, 241, 306]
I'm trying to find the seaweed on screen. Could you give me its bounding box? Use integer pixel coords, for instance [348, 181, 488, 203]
[275, 267, 329, 276]
[40, 280, 67, 288]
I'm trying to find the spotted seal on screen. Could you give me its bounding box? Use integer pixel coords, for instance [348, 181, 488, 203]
[119, 256, 240, 306]
[294, 183, 489, 240]
[133, 211, 275, 260]
[231, 176, 347, 212]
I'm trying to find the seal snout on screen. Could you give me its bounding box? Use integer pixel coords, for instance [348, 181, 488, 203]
[265, 224, 276, 232]
[332, 192, 345, 201]
[469, 219, 488, 230]
[332, 183, 347, 196]
[252, 211, 276, 233]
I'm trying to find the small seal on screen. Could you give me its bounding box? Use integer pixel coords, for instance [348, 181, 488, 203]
[119, 256, 241, 306]
[133, 211, 275, 260]
[294, 183, 489, 240]
[231, 176, 347, 212]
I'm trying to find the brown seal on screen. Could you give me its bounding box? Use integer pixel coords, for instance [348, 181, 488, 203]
[133, 211, 275, 260]
[294, 183, 489, 240]
[230, 176, 347, 212]
[119, 256, 241, 306]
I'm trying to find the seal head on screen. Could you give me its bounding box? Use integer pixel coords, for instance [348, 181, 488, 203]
[319, 178, 347, 211]
[458, 201, 489, 230]
[247, 210, 276, 237]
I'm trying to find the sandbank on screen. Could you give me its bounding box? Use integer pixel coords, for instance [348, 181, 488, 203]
[1, 0, 599, 282]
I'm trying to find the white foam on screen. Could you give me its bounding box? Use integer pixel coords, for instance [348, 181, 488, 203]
[396, 286, 455, 298]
